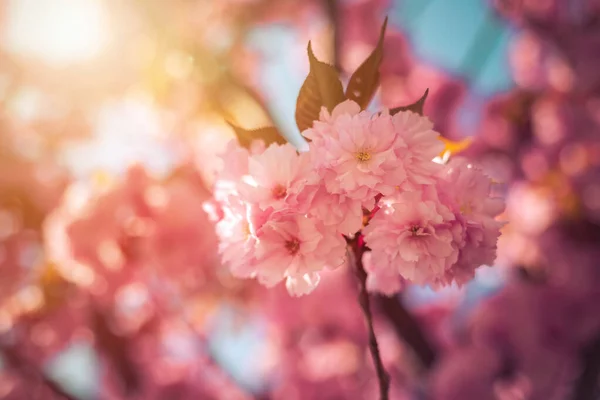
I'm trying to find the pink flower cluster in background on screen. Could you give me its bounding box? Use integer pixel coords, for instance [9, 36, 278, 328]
[212, 100, 505, 296]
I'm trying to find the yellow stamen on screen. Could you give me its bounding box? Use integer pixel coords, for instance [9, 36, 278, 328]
[460, 202, 473, 215]
[356, 151, 371, 162]
[242, 222, 251, 238]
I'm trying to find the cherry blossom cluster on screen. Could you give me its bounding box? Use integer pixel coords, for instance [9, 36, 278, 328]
[44, 165, 224, 314]
[213, 100, 505, 296]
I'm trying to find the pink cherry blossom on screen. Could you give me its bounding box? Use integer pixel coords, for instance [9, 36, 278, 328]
[239, 143, 313, 212]
[305, 185, 364, 235]
[303, 100, 405, 202]
[143, 172, 221, 293]
[213, 138, 265, 210]
[213, 132, 353, 295]
[45, 164, 224, 304]
[363, 187, 459, 286]
[308, 100, 362, 145]
[213, 104, 501, 297]
[362, 250, 404, 296]
[215, 203, 267, 279]
[434, 158, 506, 287]
[253, 213, 346, 296]
[284, 272, 321, 297]
[392, 110, 444, 190]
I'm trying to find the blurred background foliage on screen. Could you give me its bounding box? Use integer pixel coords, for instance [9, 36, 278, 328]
[1, 0, 600, 399]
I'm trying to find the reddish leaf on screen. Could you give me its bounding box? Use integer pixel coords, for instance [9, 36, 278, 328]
[345, 17, 388, 109]
[390, 89, 429, 116]
[227, 122, 287, 149]
[295, 42, 345, 132]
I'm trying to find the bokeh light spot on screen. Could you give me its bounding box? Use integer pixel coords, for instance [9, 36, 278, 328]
[3, 0, 110, 66]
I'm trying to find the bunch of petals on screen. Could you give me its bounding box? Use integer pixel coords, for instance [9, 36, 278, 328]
[363, 157, 505, 291]
[213, 140, 346, 297]
[215, 100, 504, 295]
[302, 100, 444, 235]
[45, 165, 221, 304]
[435, 158, 506, 286]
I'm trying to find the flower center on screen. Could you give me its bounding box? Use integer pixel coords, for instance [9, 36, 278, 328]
[460, 202, 473, 215]
[271, 184, 287, 200]
[409, 225, 427, 236]
[355, 151, 371, 162]
[242, 221, 251, 239]
[285, 238, 300, 255]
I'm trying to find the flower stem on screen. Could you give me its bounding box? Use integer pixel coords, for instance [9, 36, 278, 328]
[350, 236, 390, 400]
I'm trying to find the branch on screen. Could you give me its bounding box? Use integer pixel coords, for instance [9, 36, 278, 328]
[350, 237, 390, 400]
[573, 335, 600, 400]
[1, 344, 77, 400]
[324, 0, 342, 72]
[375, 294, 437, 370]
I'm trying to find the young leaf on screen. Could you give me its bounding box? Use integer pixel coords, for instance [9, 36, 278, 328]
[438, 136, 473, 157]
[390, 89, 429, 116]
[227, 122, 287, 148]
[345, 17, 388, 109]
[295, 42, 345, 132]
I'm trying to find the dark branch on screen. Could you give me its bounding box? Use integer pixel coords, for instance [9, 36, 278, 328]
[350, 237, 390, 400]
[325, 0, 342, 72]
[1, 344, 77, 400]
[573, 335, 600, 400]
[375, 294, 438, 370]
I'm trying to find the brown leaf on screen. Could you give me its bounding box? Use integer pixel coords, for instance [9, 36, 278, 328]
[345, 17, 388, 109]
[227, 122, 287, 149]
[390, 89, 429, 116]
[295, 42, 345, 132]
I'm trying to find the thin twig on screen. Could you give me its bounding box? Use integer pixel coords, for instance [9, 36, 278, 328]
[361, 197, 437, 370]
[350, 236, 390, 400]
[1, 344, 77, 400]
[325, 0, 342, 72]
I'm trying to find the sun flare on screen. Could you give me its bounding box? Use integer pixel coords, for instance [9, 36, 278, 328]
[3, 0, 110, 65]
